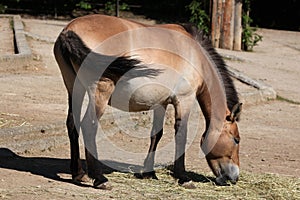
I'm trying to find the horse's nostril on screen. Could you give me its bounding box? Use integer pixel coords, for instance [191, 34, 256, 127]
[215, 176, 228, 186]
[228, 174, 239, 184]
[216, 173, 239, 186]
[230, 178, 237, 184]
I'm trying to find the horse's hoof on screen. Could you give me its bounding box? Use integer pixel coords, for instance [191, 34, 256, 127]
[180, 180, 196, 189]
[177, 175, 191, 184]
[73, 173, 90, 183]
[134, 171, 158, 180]
[93, 180, 112, 190]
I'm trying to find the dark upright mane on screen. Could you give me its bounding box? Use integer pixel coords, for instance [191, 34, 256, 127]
[181, 24, 239, 111]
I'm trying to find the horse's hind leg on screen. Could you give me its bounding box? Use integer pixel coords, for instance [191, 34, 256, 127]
[135, 105, 166, 179]
[81, 78, 114, 189]
[54, 42, 87, 183]
[67, 83, 89, 183]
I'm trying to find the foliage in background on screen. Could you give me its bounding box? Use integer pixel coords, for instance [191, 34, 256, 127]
[186, 0, 210, 35]
[1, 0, 299, 31]
[242, 14, 262, 51]
[242, 0, 262, 51]
[104, 1, 129, 15]
[75, 0, 130, 16]
[0, 4, 7, 14]
[76, 1, 92, 10]
[187, 0, 262, 51]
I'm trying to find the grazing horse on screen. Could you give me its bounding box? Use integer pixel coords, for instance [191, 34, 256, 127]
[53, 14, 242, 189]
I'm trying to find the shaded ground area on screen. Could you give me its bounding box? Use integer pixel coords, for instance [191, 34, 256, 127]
[0, 16, 299, 199]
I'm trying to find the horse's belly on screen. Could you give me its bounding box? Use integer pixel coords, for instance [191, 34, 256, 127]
[109, 73, 197, 112]
[110, 77, 172, 112]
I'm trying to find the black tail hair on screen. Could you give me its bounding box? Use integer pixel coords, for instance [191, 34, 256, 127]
[57, 30, 161, 82]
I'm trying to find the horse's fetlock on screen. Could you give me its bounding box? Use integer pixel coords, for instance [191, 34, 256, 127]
[174, 119, 182, 131]
[93, 177, 111, 190]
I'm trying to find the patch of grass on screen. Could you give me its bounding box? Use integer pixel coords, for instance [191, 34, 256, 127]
[103, 168, 300, 200]
[277, 95, 300, 105]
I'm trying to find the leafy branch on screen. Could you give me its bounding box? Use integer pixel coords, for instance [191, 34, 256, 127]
[186, 0, 210, 35]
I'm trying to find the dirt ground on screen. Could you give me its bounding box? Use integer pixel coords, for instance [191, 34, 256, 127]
[0, 16, 299, 199]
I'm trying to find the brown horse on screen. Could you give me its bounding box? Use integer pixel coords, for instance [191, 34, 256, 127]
[53, 14, 242, 189]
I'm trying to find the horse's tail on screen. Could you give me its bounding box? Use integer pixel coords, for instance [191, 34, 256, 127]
[55, 30, 160, 82]
[56, 30, 91, 66]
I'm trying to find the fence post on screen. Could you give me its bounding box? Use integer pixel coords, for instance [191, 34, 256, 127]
[115, 0, 119, 17]
[211, 0, 242, 50]
[211, 0, 223, 48]
[220, 0, 234, 49]
[233, 0, 242, 50]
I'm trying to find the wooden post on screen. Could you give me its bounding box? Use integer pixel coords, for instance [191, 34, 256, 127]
[211, 0, 223, 48]
[220, 0, 234, 49]
[211, 0, 242, 50]
[54, 0, 57, 18]
[211, 0, 218, 47]
[233, 0, 242, 50]
[115, 0, 119, 17]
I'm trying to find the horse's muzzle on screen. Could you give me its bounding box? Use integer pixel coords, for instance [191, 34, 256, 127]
[215, 164, 239, 186]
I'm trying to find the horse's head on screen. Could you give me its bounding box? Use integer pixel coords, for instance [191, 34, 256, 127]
[204, 103, 242, 185]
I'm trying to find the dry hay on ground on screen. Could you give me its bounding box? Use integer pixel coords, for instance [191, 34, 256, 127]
[102, 168, 299, 200]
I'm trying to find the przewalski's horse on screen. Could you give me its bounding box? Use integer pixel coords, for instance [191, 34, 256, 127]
[53, 14, 242, 189]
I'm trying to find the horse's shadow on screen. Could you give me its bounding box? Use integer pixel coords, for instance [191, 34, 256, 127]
[0, 148, 213, 187]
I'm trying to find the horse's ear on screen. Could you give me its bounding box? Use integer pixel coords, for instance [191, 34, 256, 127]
[227, 103, 242, 122]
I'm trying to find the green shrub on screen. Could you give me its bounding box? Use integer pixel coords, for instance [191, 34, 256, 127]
[242, 0, 263, 51]
[105, 1, 130, 16]
[76, 1, 92, 10]
[242, 14, 263, 51]
[187, 0, 210, 34]
[0, 4, 7, 14]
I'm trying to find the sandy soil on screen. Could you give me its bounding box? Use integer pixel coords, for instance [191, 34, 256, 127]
[0, 18, 14, 55]
[0, 17, 299, 199]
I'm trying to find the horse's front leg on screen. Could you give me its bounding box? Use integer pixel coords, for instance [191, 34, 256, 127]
[173, 115, 191, 184]
[135, 105, 166, 179]
[172, 96, 193, 185]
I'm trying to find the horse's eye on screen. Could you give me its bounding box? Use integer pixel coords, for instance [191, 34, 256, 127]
[233, 137, 240, 144]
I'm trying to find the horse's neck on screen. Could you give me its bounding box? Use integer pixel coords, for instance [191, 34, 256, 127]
[197, 84, 211, 131]
[199, 79, 227, 123]
[197, 81, 227, 154]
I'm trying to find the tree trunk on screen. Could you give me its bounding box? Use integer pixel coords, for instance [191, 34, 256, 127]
[211, 0, 223, 48]
[211, 0, 217, 47]
[115, 0, 119, 17]
[220, 0, 234, 49]
[233, 0, 242, 50]
[211, 0, 243, 50]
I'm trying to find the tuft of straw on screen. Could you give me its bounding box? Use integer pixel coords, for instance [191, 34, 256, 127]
[104, 168, 300, 200]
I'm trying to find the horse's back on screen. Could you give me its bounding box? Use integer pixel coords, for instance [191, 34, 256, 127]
[64, 15, 144, 49]
[63, 14, 191, 50]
